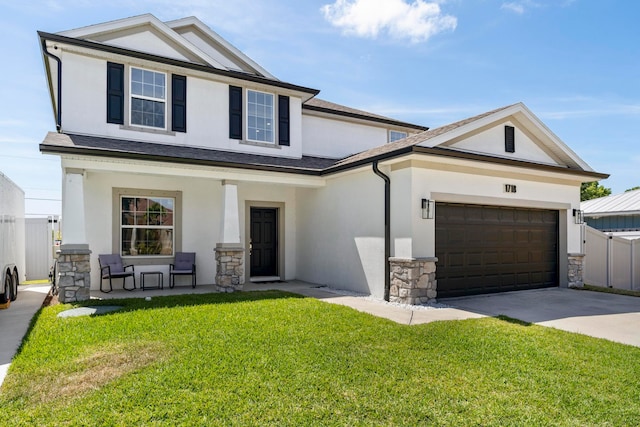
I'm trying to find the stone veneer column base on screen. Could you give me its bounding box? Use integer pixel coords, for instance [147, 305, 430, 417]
[389, 257, 438, 304]
[214, 244, 245, 292]
[568, 253, 585, 288]
[57, 245, 92, 303]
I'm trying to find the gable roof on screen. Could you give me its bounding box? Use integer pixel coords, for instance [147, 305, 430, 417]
[303, 98, 428, 131]
[165, 16, 276, 79]
[332, 103, 606, 178]
[56, 14, 273, 78]
[38, 30, 320, 97]
[582, 189, 640, 216]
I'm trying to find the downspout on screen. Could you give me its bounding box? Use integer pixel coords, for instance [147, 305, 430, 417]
[41, 38, 62, 132]
[372, 160, 391, 301]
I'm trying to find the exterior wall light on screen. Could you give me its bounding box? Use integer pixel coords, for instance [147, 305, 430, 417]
[421, 198, 435, 219]
[573, 209, 584, 224]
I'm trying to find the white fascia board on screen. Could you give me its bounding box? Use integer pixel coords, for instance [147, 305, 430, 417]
[422, 102, 594, 172]
[57, 13, 226, 70]
[165, 17, 277, 80]
[515, 103, 594, 172]
[398, 152, 590, 185]
[59, 155, 326, 188]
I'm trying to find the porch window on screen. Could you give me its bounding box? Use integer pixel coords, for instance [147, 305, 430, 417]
[121, 196, 174, 256]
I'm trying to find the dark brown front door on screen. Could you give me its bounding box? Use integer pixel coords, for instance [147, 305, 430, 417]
[250, 208, 278, 277]
[436, 203, 558, 298]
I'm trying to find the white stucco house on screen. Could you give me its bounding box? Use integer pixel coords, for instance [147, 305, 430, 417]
[38, 14, 607, 303]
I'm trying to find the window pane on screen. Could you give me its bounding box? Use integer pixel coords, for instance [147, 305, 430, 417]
[131, 98, 165, 129]
[131, 82, 143, 96]
[131, 68, 142, 82]
[389, 130, 407, 142]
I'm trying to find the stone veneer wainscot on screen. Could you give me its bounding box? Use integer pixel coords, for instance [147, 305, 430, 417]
[389, 257, 438, 305]
[567, 253, 585, 288]
[214, 244, 245, 292]
[57, 246, 92, 302]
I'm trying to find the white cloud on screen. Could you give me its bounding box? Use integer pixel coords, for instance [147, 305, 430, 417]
[501, 1, 541, 14]
[501, 2, 525, 14]
[320, 0, 457, 43]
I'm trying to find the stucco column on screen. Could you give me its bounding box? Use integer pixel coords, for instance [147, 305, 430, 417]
[58, 169, 91, 302]
[61, 170, 87, 246]
[220, 180, 240, 244]
[215, 180, 244, 292]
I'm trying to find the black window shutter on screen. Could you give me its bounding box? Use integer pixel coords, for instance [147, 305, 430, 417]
[278, 95, 290, 146]
[505, 125, 515, 153]
[229, 86, 243, 140]
[172, 74, 187, 133]
[106, 62, 124, 124]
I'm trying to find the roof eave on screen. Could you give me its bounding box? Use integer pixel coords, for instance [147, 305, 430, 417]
[37, 31, 320, 96]
[302, 104, 428, 131]
[39, 143, 324, 176]
[324, 145, 609, 179]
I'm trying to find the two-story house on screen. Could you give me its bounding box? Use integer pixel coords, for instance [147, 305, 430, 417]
[38, 14, 607, 303]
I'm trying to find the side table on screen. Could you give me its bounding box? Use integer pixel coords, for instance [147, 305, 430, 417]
[141, 271, 163, 290]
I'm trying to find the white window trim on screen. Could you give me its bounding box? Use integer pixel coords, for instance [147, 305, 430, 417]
[120, 195, 175, 258]
[245, 88, 276, 144]
[129, 67, 168, 131]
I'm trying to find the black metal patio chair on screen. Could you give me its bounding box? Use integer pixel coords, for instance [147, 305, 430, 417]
[98, 254, 136, 293]
[170, 252, 196, 288]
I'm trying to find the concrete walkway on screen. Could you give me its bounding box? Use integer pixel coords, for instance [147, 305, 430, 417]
[0, 284, 49, 386]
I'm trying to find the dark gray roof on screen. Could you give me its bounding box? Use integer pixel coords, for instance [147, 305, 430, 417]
[334, 104, 518, 167]
[40, 133, 338, 174]
[303, 98, 428, 131]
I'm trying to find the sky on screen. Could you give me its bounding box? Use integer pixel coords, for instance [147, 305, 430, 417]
[0, 0, 638, 217]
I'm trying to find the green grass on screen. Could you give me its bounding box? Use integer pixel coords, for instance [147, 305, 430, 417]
[584, 284, 640, 297]
[2, 291, 640, 426]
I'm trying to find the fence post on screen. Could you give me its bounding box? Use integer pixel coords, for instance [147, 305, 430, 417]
[632, 240, 636, 291]
[607, 235, 612, 288]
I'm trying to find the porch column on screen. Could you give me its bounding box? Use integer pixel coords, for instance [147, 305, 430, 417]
[214, 180, 244, 292]
[58, 170, 91, 302]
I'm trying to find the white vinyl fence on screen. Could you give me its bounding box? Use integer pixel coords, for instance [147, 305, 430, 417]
[584, 225, 640, 290]
[25, 217, 55, 281]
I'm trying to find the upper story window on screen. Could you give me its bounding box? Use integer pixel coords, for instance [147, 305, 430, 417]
[107, 62, 186, 133]
[130, 68, 166, 129]
[229, 86, 290, 146]
[247, 90, 274, 143]
[389, 130, 407, 143]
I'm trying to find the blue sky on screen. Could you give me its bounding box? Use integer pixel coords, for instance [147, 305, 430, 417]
[1, 0, 638, 216]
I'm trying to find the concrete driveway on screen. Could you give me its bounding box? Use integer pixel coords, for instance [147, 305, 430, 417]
[0, 284, 49, 386]
[443, 287, 640, 347]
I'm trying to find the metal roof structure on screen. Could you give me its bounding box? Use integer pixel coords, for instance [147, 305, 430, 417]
[581, 189, 640, 216]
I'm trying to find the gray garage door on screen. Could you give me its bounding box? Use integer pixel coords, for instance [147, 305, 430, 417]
[435, 203, 558, 298]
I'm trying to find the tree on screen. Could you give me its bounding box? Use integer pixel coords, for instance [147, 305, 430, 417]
[580, 181, 611, 201]
[625, 186, 640, 192]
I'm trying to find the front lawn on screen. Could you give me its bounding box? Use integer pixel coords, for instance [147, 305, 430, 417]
[2, 291, 640, 426]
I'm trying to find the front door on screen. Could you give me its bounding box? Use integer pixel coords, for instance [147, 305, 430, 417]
[250, 208, 278, 277]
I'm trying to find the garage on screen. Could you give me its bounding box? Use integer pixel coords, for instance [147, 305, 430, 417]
[435, 202, 558, 298]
